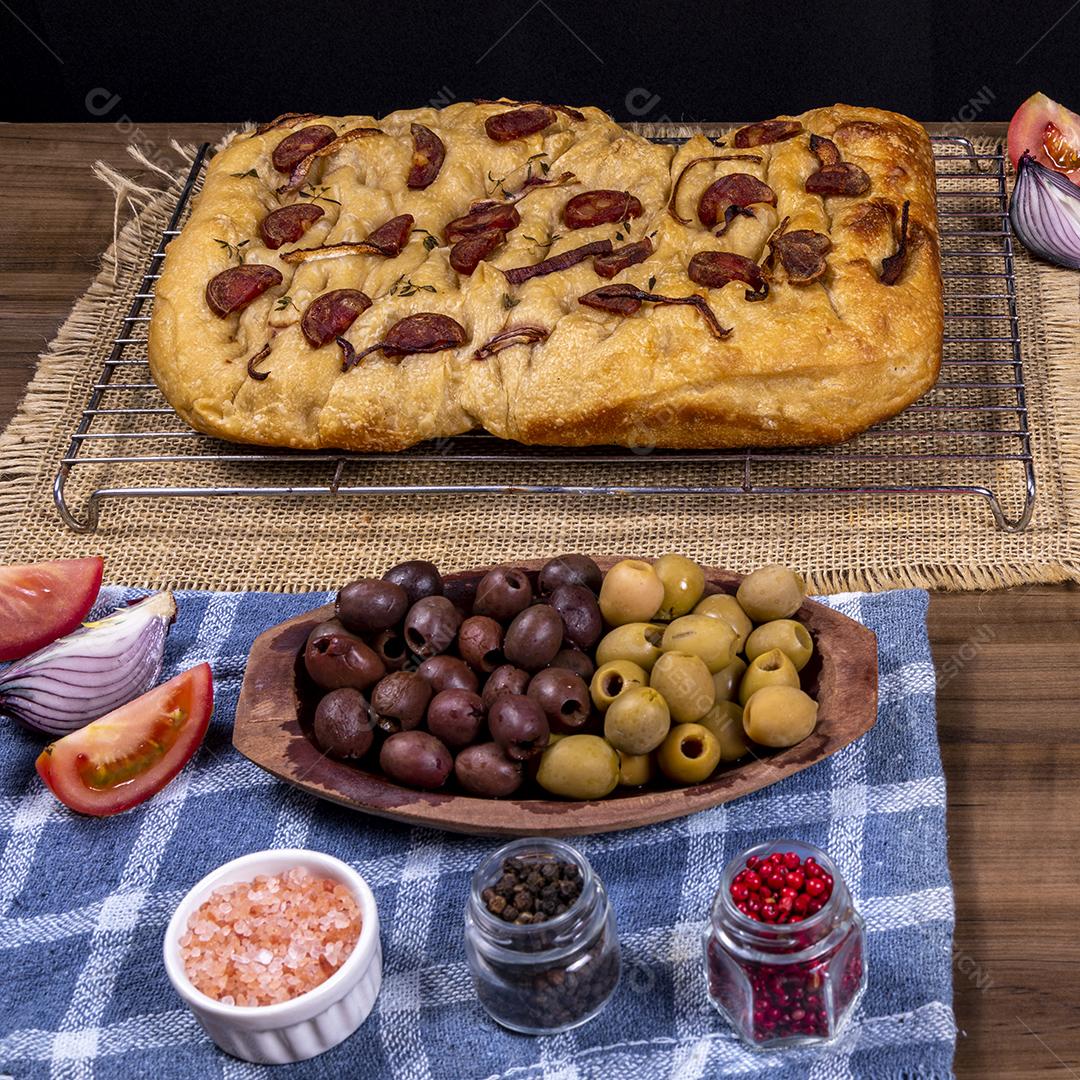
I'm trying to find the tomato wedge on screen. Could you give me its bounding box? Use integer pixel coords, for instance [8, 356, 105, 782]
[35, 664, 213, 816]
[0, 556, 104, 662]
[1008, 91, 1080, 183]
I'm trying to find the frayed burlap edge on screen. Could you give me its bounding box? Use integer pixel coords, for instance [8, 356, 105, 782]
[1, 125, 1078, 594]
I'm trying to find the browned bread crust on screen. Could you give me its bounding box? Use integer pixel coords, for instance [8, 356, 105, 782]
[149, 102, 942, 450]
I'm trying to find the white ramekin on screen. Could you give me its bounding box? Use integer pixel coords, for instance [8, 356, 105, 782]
[164, 848, 382, 1064]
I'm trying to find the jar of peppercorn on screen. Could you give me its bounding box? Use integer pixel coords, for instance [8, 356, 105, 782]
[704, 839, 866, 1050]
[465, 838, 621, 1034]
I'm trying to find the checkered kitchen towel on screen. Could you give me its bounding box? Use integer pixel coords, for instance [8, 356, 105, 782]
[0, 587, 955, 1079]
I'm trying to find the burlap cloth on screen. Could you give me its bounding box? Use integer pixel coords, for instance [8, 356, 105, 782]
[1, 126, 1077, 592]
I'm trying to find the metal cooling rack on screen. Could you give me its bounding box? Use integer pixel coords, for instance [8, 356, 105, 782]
[54, 135, 1036, 533]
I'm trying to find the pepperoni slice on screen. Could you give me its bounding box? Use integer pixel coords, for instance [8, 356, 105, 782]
[805, 163, 871, 197]
[271, 125, 336, 173]
[485, 106, 556, 142]
[562, 190, 644, 230]
[342, 313, 468, 371]
[445, 204, 521, 244]
[450, 229, 505, 275]
[592, 237, 653, 279]
[687, 251, 769, 300]
[205, 264, 282, 317]
[366, 214, 414, 256]
[733, 120, 804, 148]
[697, 174, 777, 232]
[301, 289, 373, 348]
[259, 204, 325, 249]
[408, 123, 445, 189]
[772, 229, 832, 284]
[809, 134, 842, 167]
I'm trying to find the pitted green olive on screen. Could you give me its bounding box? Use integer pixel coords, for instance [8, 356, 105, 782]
[698, 700, 750, 761]
[745, 619, 814, 671]
[595, 622, 665, 671]
[694, 593, 753, 652]
[598, 559, 665, 626]
[604, 685, 671, 754]
[654, 554, 706, 620]
[738, 648, 801, 704]
[589, 659, 649, 711]
[617, 750, 653, 787]
[660, 614, 737, 673]
[656, 722, 722, 784]
[536, 734, 620, 799]
[649, 651, 715, 723]
[736, 564, 806, 622]
[742, 685, 819, 747]
[712, 656, 748, 702]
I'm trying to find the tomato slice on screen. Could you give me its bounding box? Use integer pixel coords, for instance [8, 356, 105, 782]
[35, 664, 213, 816]
[0, 556, 104, 662]
[1007, 91, 1080, 183]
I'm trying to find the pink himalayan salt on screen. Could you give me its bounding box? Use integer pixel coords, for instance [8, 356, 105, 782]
[179, 866, 361, 1006]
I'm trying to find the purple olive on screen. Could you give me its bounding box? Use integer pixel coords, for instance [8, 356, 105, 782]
[304, 619, 386, 692]
[443, 575, 479, 616]
[370, 671, 433, 733]
[481, 664, 531, 709]
[336, 577, 409, 634]
[503, 604, 564, 671]
[379, 730, 453, 789]
[548, 647, 595, 682]
[548, 583, 603, 650]
[527, 667, 590, 732]
[372, 627, 409, 671]
[454, 742, 524, 797]
[488, 693, 550, 760]
[426, 689, 486, 749]
[403, 596, 463, 659]
[474, 567, 533, 622]
[457, 615, 505, 673]
[313, 688, 376, 759]
[538, 554, 602, 596]
[382, 560, 443, 606]
[417, 655, 479, 693]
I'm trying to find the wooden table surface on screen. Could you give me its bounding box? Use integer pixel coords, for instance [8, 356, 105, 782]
[2, 121, 1078, 1078]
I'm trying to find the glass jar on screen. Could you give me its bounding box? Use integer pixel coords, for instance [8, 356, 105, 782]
[703, 839, 866, 1050]
[464, 838, 621, 1034]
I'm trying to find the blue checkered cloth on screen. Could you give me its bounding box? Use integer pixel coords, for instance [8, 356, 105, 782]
[0, 587, 955, 1079]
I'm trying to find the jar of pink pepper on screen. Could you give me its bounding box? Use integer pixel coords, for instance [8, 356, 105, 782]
[703, 839, 866, 1049]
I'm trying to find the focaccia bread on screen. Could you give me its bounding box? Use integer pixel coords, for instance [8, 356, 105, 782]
[148, 101, 942, 450]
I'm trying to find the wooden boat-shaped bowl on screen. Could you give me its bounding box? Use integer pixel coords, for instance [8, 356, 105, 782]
[234, 560, 878, 836]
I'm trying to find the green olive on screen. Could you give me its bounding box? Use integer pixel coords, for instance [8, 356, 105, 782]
[589, 659, 649, 711]
[742, 685, 818, 747]
[649, 651, 715, 724]
[745, 619, 814, 671]
[656, 722, 722, 784]
[599, 559, 665, 626]
[660, 614, 737, 673]
[604, 685, 671, 754]
[698, 700, 750, 761]
[712, 656, 748, 702]
[617, 749, 653, 787]
[595, 623, 665, 671]
[654, 554, 706, 620]
[736, 564, 806, 622]
[694, 593, 753, 653]
[536, 734, 620, 799]
[738, 648, 800, 704]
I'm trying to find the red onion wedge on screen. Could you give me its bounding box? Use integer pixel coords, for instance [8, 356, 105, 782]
[0, 591, 177, 736]
[1009, 150, 1080, 270]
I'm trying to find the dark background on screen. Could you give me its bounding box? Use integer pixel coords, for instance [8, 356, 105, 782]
[1, 0, 1076, 124]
